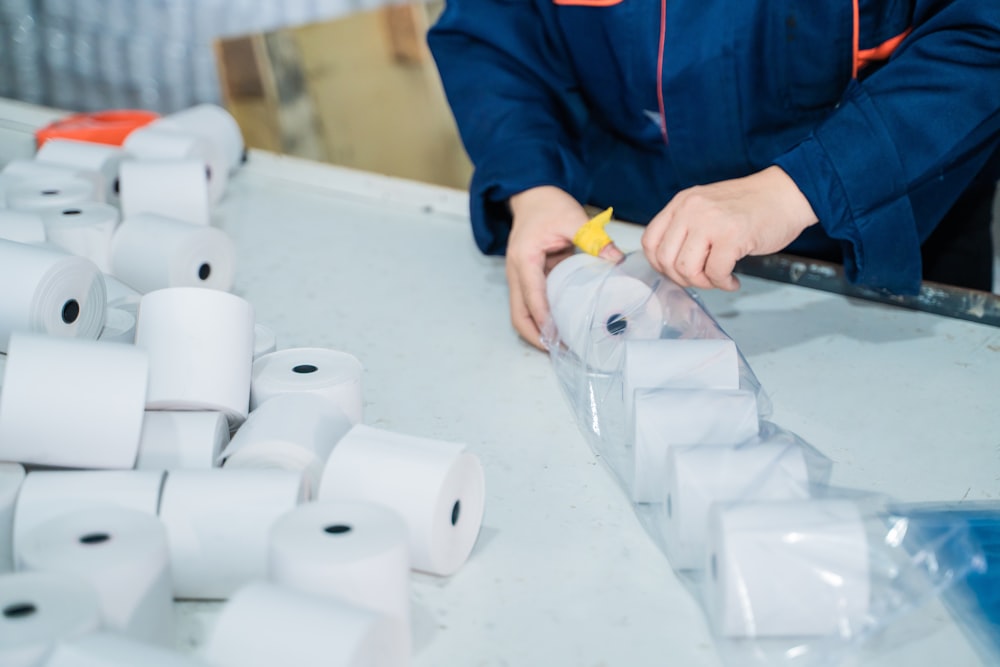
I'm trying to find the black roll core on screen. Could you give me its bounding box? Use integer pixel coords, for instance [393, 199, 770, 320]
[198, 263, 211, 280]
[451, 500, 461, 526]
[62, 209, 82, 216]
[606, 313, 627, 336]
[3, 602, 36, 619]
[292, 364, 318, 374]
[79, 532, 110, 545]
[323, 524, 352, 535]
[61, 299, 80, 324]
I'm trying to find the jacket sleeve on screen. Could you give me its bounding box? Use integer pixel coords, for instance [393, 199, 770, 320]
[773, 1, 1000, 294]
[427, 1, 590, 255]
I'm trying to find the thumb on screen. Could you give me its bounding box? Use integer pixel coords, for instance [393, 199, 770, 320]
[598, 241, 625, 262]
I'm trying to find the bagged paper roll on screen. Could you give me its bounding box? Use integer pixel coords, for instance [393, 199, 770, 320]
[135, 287, 254, 424]
[318, 425, 485, 576]
[632, 388, 759, 503]
[0, 464, 26, 573]
[250, 347, 363, 424]
[12, 470, 165, 563]
[99, 305, 137, 344]
[253, 323, 277, 359]
[222, 394, 354, 498]
[0, 571, 102, 667]
[6, 176, 99, 212]
[706, 499, 871, 638]
[0, 239, 106, 352]
[623, 339, 740, 435]
[546, 253, 663, 371]
[135, 410, 229, 470]
[41, 202, 119, 272]
[35, 138, 125, 204]
[159, 469, 304, 599]
[43, 631, 212, 667]
[110, 213, 235, 294]
[0, 334, 148, 468]
[119, 159, 210, 226]
[123, 126, 228, 205]
[0, 210, 46, 244]
[269, 501, 411, 626]
[156, 104, 245, 174]
[202, 581, 406, 667]
[18, 507, 174, 646]
[663, 443, 810, 570]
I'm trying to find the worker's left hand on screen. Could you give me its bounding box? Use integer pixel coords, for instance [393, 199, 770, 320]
[641, 166, 818, 290]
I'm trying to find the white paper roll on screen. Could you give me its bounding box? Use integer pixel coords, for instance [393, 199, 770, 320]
[632, 388, 760, 503]
[202, 581, 406, 667]
[0, 571, 102, 667]
[1, 160, 105, 207]
[268, 501, 411, 635]
[99, 305, 137, 344]
[41, 202, 119, 272]
[663, 443, 810, 570]
[110, 213, 235, 294]
[622, 339, 741, 436]
[0, 239, 106, 352]
[35, 138, 126, 204]
[102, 274, 141, 308]
[17, 508, 174, 646]
[253, 323, 277, 359]
[6, 176, 99, 212]
[250, 347, 363, 424]
[123, 126, 228, 205]
[119, 159, 210, 226]
[222, 393, 354, 498]
[135, 410, 230, 470]
[155, 104, 245, 174]
[318, 425, 485, 576]
[159, 469, 304, 599]
[135, 287, 254, 425]
[0, 333, 149, 468]
[12, 470, 165, 564]
[0, 210, 46, 244]
[546, 253, 663, 371]
[706, 499, 871, 638]
[43, 631, 212, 667]
[0, 464, 26, 574]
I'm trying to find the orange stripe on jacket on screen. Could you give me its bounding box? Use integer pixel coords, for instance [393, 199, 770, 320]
[852, 0, 912, 78]
[553, 0, 623, 6]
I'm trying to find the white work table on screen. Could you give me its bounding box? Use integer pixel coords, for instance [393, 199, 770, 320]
[2, 98, 999, 667]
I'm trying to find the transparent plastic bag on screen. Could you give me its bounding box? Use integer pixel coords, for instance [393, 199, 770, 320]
[542, 251, 985, 666]
[701, 492, 987, 667]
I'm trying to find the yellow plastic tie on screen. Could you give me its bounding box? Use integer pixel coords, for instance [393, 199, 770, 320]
[573, 207, 615, 257]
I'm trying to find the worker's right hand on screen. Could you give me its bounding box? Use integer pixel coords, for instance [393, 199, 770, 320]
[506, 186, 623, 350]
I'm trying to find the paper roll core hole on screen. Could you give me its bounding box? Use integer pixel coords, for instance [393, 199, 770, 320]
[2, 602, 36, 619]
[61, 299, 80, 324]
[113, 178, 120, 194]
[205, 166, 213, 182]
[292, 364, 318, 374]
[41, 189, 60, 196]
[198, 263, 212, 280]
[451, 500, 461, 526]
[79, 532, 111, 545]
[62, 208, 82, 216]
[323, 524, 352, 535]
[606, 314, 627, 336]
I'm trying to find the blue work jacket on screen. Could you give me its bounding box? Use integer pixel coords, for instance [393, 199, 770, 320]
[428, 1, 1000, 293]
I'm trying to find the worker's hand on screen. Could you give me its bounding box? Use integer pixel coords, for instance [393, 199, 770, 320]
[507, 186, 624, 350]
[641, 166, 818, 290]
